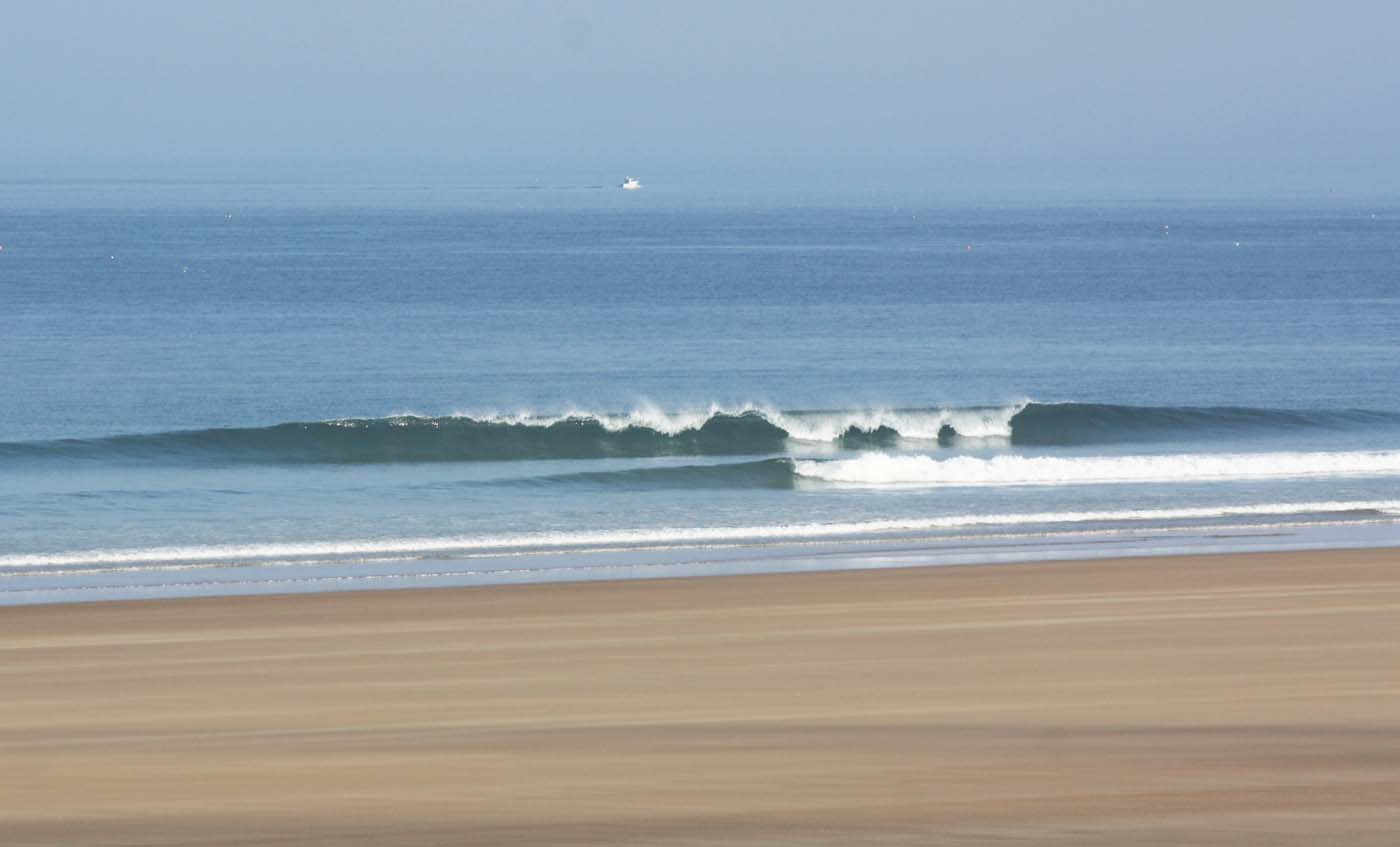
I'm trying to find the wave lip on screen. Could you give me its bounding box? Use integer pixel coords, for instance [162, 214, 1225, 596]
[793, 449, 1400, 487]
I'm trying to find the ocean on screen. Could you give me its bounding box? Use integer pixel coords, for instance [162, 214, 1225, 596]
[3, 184, 1399, 604]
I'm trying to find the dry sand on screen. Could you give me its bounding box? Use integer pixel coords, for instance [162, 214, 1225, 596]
[4, 547, 1400, 845]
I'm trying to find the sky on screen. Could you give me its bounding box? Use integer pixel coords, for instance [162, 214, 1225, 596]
[1, 0, 1397, 195]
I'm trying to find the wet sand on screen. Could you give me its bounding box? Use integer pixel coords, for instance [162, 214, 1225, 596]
[4, 547, 1400, 845]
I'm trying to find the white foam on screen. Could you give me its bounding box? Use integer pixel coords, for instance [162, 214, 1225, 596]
[772, 403, 1023, 441]
[793, 450, 1400, 487]
[466, 402, 759, 435]
[4, 499, 1399, 570]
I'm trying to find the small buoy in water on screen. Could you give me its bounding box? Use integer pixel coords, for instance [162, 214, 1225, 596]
[182, 266, 189, 273]
[1234, 241, 1241, 247]
[109, 255, 115, 260]
[965, 244, 973, 251]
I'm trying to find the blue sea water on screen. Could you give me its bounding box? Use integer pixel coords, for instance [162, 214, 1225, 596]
[2, 184, 1399, 603]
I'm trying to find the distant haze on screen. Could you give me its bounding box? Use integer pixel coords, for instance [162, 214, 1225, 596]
[2, 0, 1397, 196]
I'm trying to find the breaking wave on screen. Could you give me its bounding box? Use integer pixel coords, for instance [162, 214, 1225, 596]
[2, 401, 1397, 465]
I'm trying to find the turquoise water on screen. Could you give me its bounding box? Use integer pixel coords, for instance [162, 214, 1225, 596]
[3, 185, 1399, 602]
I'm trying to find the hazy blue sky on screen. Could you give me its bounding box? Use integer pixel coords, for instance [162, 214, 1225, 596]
[2, 0, 1397, 194]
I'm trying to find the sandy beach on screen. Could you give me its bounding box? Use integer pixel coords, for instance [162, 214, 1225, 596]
[4, 547, 1400, 845]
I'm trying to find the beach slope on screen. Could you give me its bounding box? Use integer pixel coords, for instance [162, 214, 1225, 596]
[4, 548, 1400, 845]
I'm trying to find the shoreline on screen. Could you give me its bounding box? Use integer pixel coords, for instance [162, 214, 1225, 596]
[9, 517, 1400, 608]
[6, 546, 1400, 845]
[9, 534, 1400, 613]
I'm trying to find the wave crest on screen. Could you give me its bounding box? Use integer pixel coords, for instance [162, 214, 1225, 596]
[0, 404, 1026, 465]
[3, 401, 1396, 465]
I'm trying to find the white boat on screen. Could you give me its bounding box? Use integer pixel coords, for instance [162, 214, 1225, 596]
[620, 177, 642, 190]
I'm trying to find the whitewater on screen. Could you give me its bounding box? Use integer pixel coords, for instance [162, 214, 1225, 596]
[793, 449, 1400, 487]
[5, 499, 1400, 573]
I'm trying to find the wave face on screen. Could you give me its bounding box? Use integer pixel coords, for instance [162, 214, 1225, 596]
[3, 402, 1398, 466]
[793, 449, 1400, 487]
[1007, 403, 1400, 445]
[0, 405, 1021, 465]
[0, 413, 791, 465]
